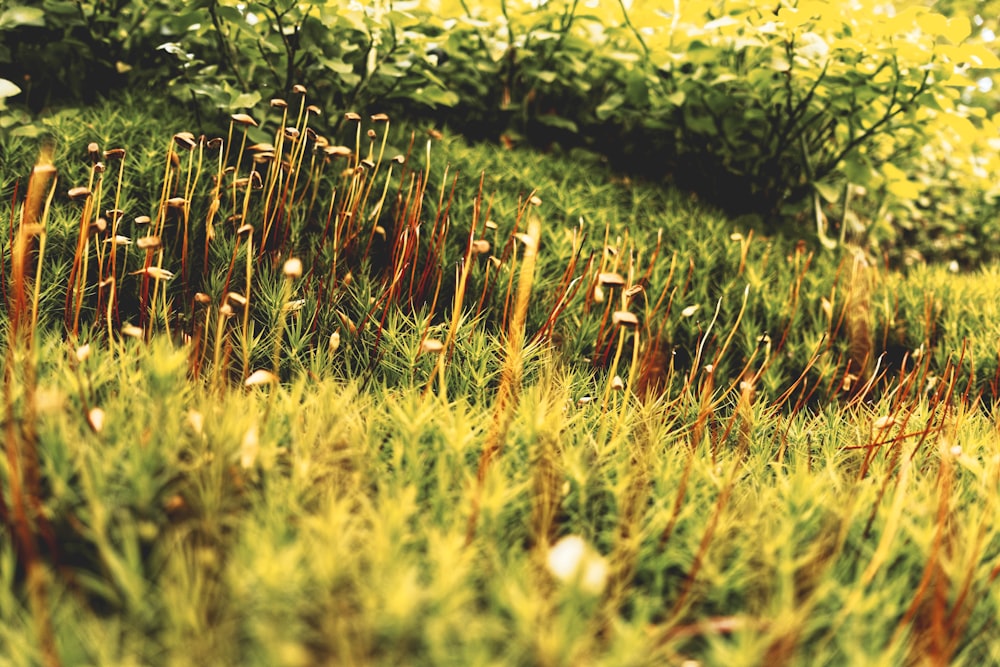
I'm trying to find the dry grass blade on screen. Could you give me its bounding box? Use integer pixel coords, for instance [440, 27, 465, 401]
[467, 209, 543, 545]
[844, 248, 873, 396]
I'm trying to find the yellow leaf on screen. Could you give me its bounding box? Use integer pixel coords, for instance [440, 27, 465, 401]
[779, 7, 814, 30]
[917, 12, 949, 38]
[972, 48, 1000, 70]
[943, 16, 971, 44]
[943, 72, 977, 88]
[943, 112, 980, 145]
[895, 39, 934, 65]
[881, 162, 921, 200]
[887, 6, 925, 35]
[932, 89, 957, 112]
[881, 162, 906, 182]
[887, 179, 921, 200]
[939, 43, 1000, 69]
[961, 44, 1000, 69]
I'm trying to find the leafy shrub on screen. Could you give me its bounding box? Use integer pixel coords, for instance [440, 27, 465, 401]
[154, 1, 459, 119]
[864, 103, 1000, 265]
[0, 0, 458, 118]
[507, 2, 997, 227]
[2, 0, 998, 262]
[0, 0, 181, 106]
[356, 0, 998, 262]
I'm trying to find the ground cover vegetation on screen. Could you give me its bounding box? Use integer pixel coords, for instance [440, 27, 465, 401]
[1, 0, 1000, 666]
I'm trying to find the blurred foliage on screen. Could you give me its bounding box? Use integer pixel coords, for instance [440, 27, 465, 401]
[0, 0, 998, 263]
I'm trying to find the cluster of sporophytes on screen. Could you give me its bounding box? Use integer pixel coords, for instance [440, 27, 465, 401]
[7, 85, 998, 399]
[2, 93, 1000, 665]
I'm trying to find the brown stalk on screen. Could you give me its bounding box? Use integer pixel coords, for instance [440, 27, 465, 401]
[843, 249, 874, 397]
[415, 173, 457, 303]
[389, 173, 421, 304]
[647, 252, 678, 321]
[530, 260, 588, 346]
[178, 137, 204, 301]
[3, 149, 62, 667]
[600, 273, 638, 414]
[466, 210, 542, 545]
[2, 181, 19, 309]
[442, 176, 485, 360]
[680, 256, 695, 298]
[689, 366, 715, 455]
[774, 251, 813, 355]
[658, 432, 697, 551]
[64, 187, 95, 338]
[102, 153, 128, 331]
[944, 492, 991, 658]
[364, 168, 439, 346]
[735, 229, 753, 276]
[401, 173, 435, 300]
[600, 443, 651, 639]
[203, 146, 225, 278]
[639, 227, 663, 286]
[13, 151, 56, 337]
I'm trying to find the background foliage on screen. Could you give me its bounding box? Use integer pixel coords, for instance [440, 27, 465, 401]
[1, 0, 998, 262]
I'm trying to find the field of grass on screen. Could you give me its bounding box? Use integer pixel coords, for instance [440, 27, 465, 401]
[2, 94, 1000, 666]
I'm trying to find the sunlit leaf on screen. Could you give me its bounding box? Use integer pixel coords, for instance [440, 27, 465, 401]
[231, 91, 262, 109]
[0, 78, 21, 99]
[0, 6, 45, 28]
[943, 15, 971, 44]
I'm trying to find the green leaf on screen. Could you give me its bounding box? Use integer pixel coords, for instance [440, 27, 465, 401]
[39, 0, 77, 21]
[686, 41, 720, 65]
[595, 93, 624, 120]
[710, 73, 739, 86]
[231, 91, 262, 109]
[683, 106, 717, 134]
[624, 76, 648, 107]
[411, 86, 459, 108]
[10, 123, 44, 138]
[843, 154, 875, 185]
[320, 57, 356, 76]
[880, 162, 921, 200]
[608, 50, 641, 64]
[535, 114, 578, 133]
[0, 6, 45, 29]
[378, 64, 407, 78]
[813, 179, 842, 203]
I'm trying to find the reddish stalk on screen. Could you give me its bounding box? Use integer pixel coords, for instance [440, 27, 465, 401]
[4, 150, 62, 667]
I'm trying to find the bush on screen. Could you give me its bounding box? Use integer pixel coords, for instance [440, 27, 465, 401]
[392, 0, 1000, 261]
[0, 0, 178, 106]
[2, 0, 998, 262]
